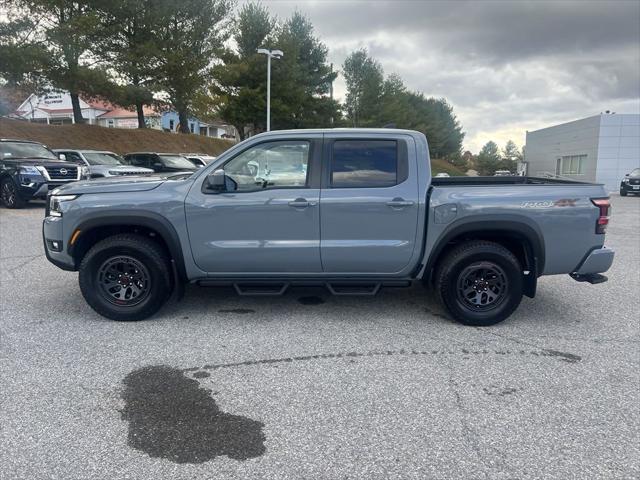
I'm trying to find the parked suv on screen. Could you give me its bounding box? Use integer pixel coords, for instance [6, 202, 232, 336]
[53, 149, 154, 178]
[620, 168, 640, 196]
[0, 139, 89, 208]
[123, 152, 197, 174]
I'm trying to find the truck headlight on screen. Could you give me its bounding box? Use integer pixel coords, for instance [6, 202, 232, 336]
[623, 178, 630, 184]
[80, 166, 90, 179]
[49, 194, 78, 217]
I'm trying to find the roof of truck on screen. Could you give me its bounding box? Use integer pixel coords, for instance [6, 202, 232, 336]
[250, 128, 423, 136]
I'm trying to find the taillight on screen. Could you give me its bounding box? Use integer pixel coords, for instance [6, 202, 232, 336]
[591, 198, 610, 234]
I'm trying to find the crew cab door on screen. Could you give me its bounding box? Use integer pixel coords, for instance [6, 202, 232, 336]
[320, 134, 420, 274]
[185, 135, 322, 274]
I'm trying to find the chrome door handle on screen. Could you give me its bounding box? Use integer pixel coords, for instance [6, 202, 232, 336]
[386, 198, 414, 208]
[289, 198, 316, 208]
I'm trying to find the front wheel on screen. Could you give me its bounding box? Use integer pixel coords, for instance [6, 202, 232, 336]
[1, 178, 27, 208]
[620, 189, 628, 197]
[79, 234, 173, 321]
[434, 241, 523, 326]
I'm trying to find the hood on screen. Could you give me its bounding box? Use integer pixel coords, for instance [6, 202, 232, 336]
[51, 174, 174, 195]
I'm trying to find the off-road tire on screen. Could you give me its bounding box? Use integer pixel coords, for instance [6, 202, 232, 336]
[620, 189, 627, 197]
[79, 234, 172, 321]
[434, 240, 523, 326]
[1, 178, 27, 208]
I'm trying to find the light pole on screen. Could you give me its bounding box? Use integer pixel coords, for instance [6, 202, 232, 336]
[257, 48, 283, 131]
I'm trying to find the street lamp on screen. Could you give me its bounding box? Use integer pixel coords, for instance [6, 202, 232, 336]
[257, 48, 283, 132]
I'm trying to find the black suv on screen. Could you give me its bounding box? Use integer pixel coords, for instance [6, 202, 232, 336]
[620, 168, 640, 196]
[0, 139, 88, 208]
[123, 152, 198, 174]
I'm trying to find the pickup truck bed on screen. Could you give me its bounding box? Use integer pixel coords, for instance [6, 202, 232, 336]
[43, 128, 614, 326]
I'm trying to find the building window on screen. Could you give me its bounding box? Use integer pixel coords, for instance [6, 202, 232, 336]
[561, 155, 586, 175]
[108, 119, 114, 128]
[169, 119, 174, 131]
[190, 123, 194, 133]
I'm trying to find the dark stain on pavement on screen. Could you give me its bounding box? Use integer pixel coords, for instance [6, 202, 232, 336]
[192, 371, 210, 379]
[218, 308, 255, 314]
[188, 346, 581, 374]
[483, 385, 517, 397]
[297, 296, 325, 305]
[541, 349, 582, 363]
[121, 365, 265, 463]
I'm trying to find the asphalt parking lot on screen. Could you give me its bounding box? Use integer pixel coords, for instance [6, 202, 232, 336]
[1, 195, 638, 479]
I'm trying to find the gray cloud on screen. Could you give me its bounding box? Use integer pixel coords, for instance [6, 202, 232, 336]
[257, 0, 640, 150]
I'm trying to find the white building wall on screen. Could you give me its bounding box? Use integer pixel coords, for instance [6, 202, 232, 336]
[525, 115, 601, 179]
[525, 113, 640, 191]
[596, 114, 640, 191]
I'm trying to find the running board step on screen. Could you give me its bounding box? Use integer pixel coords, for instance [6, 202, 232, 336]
[233, 283, 289, 296]
[325, 282, 381, 296]
[570, 273, 608, 284]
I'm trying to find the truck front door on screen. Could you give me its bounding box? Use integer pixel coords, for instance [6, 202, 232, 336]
[185, 136, 322, 274]
[320, 135, 420, 274]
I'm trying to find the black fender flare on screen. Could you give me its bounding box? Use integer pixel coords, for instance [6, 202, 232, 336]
[69, 211, 187, 282]
[424, 215, 545, 297]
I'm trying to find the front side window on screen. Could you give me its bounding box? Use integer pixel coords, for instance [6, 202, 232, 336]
[224, 141, 310, 191]
[561, 155, 586, 175]
[64, 152, 85, 164]
[331, 140, 397, 188]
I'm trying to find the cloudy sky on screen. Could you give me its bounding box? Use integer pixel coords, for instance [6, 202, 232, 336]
[259, 0, 640, 152]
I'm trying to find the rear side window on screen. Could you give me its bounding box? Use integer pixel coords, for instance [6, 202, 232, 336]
[331, 140, 398, 188]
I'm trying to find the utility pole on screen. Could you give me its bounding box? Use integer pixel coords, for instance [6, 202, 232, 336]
[257, 49, 283, 131]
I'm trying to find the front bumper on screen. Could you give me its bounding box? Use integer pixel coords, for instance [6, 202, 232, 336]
[19, 180, 72, 199]
[573, 246, 615, 275]
[42, 215, 77, 271]
[620, 182, 640, 193]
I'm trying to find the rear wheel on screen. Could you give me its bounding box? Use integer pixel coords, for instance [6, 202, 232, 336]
[79, 234, 172, 321]
[434, 241, 523, 326]
[1, 178, 26, 208]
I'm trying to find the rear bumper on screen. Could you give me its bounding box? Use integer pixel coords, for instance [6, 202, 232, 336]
[573, 246, 615, 275]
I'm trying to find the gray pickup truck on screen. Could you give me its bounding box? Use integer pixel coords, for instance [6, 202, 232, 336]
[43, 129, 614, 326]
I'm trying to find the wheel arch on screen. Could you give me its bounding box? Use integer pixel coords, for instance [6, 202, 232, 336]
[68, 212, 187, 282]
[423, 217, 545, 298]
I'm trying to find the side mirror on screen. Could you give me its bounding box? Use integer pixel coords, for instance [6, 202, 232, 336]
[153, 162, 163, 170]
[206, 169, 226, 191]
[58, 153, 66, 161]
[625, 173, 630, 177]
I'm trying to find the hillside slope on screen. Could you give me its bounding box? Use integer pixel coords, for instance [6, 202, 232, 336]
[0, 119, 234, 156]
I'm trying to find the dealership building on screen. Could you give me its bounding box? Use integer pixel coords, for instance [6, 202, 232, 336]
[524, 113, 640, 191]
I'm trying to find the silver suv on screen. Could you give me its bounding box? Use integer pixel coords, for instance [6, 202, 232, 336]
[53, 149, 154, 178]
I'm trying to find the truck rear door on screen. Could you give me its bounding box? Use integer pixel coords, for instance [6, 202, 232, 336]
[319, 133, 420, 274]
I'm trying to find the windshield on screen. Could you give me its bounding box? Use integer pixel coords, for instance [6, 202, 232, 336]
[160, 155, 196, 169]
[83, 152, 124, 166]
[1, 142, 59, 160]
[630, 168, 640, 177]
